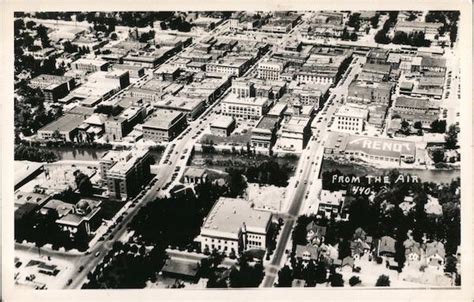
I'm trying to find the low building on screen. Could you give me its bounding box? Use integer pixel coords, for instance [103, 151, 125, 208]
[324, 132, 417, 165]
[395, 21, 443, 37]
[209, 116, 236, 137]
[425, 241, 445, 269]
[198, 197, 272, 255]
[161, 258, 200, 283]
[377, 236, 396, 257]
[55, 199, 102, 236]
[393, 96, 440, 128]
[101, 149, 152, 200]
[153, 95, 206, 121]
[37, 114, 87, 142]
[334, 105, 368, 134]
[295, 244, 319, 263]
[142, 110, 188, 142]
[71, 58, 109, 72]
[183, 167, 208, 185]
[206, 58, 250, 77]
[346, 81, 393, 106]
[111, 64, 145, 78]
[359, 63, 391, 82]
[318, 189, 346, 219]
[221, 94, 272, 120]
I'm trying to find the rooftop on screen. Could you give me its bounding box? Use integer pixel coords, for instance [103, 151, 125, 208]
[39, 114, 86, 133]
[201, 197, 272, 238]
[143, 110, 184, 130]
[210, 115, 235, 129]
[335, 104, 369, 119]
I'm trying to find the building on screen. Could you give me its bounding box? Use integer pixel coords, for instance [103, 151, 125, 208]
[324, 132, 417, 165]
[395, 21, 443, 37]
[209, 116, 236, 137]
[346, 81, 393, 105]
[366, 49, 390, 65]
[257, 60, 285, 81]
[183, 167, 208, 185]
[153, 95, 206, 121]
[296, 54, 349, 85]
[221, 94, 272, 120]
[359, 63, 391, 82]
[277, 116, 311, 152]
[71, 58, 109, 72]
[55, 199, 102, 236]
[29, 74, 76, 102]
[295, 244, 319, 262]
[104, 106, 146, 141]
[101, 149, 152, 200]
[334, 105, 369, 133]
[37, 114, 87, 142]
[393, 96, 440, 127]
[142, 110, 187, 142]
[425, 241, 446, 268]
[197, 197, 272, 255]
[111, 64, 145, 78]
[251, 116, 279, 151]
[318, 189, 346, 219]
[377, 236, 396, 257]
[206, 58, 249, 77]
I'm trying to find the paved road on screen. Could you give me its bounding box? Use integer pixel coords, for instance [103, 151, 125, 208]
[260, 55, 365, 287]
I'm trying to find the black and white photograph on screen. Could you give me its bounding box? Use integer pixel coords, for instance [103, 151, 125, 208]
[2, 2, 472, 300]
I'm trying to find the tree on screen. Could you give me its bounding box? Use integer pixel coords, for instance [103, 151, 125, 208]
[349, 276, 361, 286]
[110, 33, 118, 40]
[375, 274, 390, 286]
[431, 119, 446, 133]
[444, 255, 457, 274]
[370, 14, 380, 28]
[75, 171, 93, 196]
[329, 272, 344, 287]
[445, 124, 459, 149]
[431, 149, 445, 164]
[414, 121, 423, 130]
[276, 265, 293, 287]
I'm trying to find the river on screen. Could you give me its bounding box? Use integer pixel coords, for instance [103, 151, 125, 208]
[51, 147, 163, 163]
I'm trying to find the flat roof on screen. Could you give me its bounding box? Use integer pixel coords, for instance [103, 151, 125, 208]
[335, 104, 368, 119]
[211, 115, 235, 129]
[222, 94, 269, 107]
[326, 132, 416, 158]
[143, 110, 184, 130]
[395, 96, 439, 110]
[201, 197, 272, 237]
[38, 114, 85, 133]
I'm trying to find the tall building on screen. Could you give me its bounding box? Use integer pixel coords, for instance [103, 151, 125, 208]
[257, 60, 285, 81]
[334, 105, 369, 133]
[142, 110, 188, 142]
[100, 149, 152, 200]
[221, 93, 272, 120]
[197, 197, 272, 255]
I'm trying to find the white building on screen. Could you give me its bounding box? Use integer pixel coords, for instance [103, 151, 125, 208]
[334, 105, 369, 134]
[221, 93, 271, 120]
[257, 60, 285, 81]
[197, 197, 272, 255]
[276, 116, 311, 152]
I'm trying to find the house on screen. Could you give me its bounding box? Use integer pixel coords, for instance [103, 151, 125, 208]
[403, 238, 422, 262]
[340, 256, 355, 272]
[377, 236, 396, 257]
[183, 167, 208, 185]
[425, 241, 445, 269]
[161, 258, 200, 283]
[295, 244, 319, 263]
[306, 221, 327, 244]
